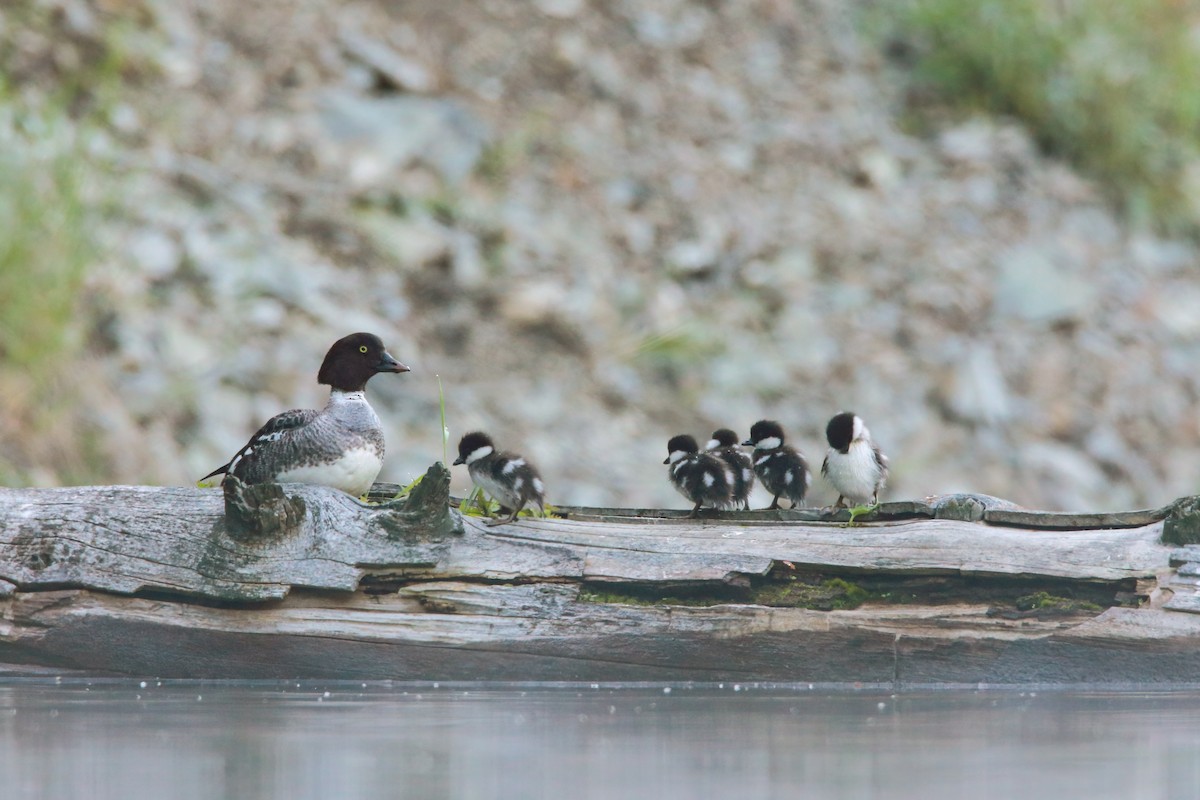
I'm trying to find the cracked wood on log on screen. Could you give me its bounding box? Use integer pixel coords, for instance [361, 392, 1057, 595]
[1, 463, 1200, 684]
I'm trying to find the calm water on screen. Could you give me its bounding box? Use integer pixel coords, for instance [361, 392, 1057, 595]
[2, 681, 1198, 800]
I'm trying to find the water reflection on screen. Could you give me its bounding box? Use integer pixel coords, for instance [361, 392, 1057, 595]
[1, 683, 1198, 800]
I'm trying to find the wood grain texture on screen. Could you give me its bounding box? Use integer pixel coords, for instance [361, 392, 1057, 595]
[0, 475, 1198, 682]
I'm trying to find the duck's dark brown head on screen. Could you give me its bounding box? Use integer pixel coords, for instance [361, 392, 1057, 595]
[317, 332, 410, 392]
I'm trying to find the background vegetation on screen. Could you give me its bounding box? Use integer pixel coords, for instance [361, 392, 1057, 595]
[0, 1, 126, 484]
[878, 0, 1200, 235]
[1, 0, 1198, 504]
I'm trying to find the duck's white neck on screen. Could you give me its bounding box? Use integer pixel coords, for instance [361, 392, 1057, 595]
[326, 390, 379, 431]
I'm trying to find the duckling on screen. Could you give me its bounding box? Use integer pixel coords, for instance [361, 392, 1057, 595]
[821, 412, 889, 508]
[453, 431, 546, 525]
[742, 419, 810, 510]
[706, 428, 754, 510]
[664, 434, 734, 516]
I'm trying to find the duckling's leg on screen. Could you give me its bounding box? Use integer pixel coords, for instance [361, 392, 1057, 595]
[767, 495, 781, 511]
[487, 505, 518, 526]
[821, 496, 847, 516]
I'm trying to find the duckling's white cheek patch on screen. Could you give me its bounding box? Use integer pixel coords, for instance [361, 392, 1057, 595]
[756, 437, 782, 450]
[466, 446, 494, 464]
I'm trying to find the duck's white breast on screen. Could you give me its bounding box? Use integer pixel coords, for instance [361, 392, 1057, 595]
[275, 447, 383, 497]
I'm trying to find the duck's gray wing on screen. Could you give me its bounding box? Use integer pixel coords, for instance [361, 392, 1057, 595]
[201, 408, 319, 482]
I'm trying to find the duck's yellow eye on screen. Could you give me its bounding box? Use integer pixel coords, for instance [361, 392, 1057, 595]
[359, 345, 368, 353]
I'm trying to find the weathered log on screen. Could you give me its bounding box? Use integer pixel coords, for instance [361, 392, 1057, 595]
[1, 465, 1199, 684]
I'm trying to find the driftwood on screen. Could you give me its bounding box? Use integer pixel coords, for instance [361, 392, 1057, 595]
[1, 462, 1199, 684]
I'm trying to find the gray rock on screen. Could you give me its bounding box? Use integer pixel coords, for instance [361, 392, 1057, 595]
[993, 243, 1098, 323]
[938, 121, 998, 167]
[447, 230, 487, 289]
[245, 298, 288, 331]
[632, 6, 710, 48]
[339, 30, 434, 93]
[1130, 236, 1196, 274]
[855, 147, 903, 191]
[944, 344, 1012, 425]
[353, 209, 451, 268]
[1062, 207, 1120, 249]
[316, 93, 490, 186]
[1150, 283, 1200, 339]
[534, 0, 585, 18]
[773, 305, 838, 372]
[128, 229, 181, 279]
[1020, 442, 1111, 510]
[666, 238, 720, 276]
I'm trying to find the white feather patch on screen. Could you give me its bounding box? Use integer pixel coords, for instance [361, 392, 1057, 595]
[823, 440, 885, 504]
[756, 436, 782, 450]
[275, 447, 382, 497]
[465, 445, 494, 465]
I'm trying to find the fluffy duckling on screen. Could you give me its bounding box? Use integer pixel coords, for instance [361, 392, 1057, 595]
[821, 412, 889, 508]
[742, 420, 811, 510]
[706, 428, 754, 510]
[454, 431, 546, 525]
[664, 434, 734, 516]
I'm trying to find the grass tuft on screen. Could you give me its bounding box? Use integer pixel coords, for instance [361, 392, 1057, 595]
[0, 88, 105, 485]
[0, 2, 150, 486]
[0, 102, 93, 379]
[437, 374, 449, 467]
[459, 486, 498, 518]
[458, 487, 553, 520]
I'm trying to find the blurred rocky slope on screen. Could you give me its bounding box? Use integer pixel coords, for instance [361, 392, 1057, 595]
[1, 0, 1198, 511]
